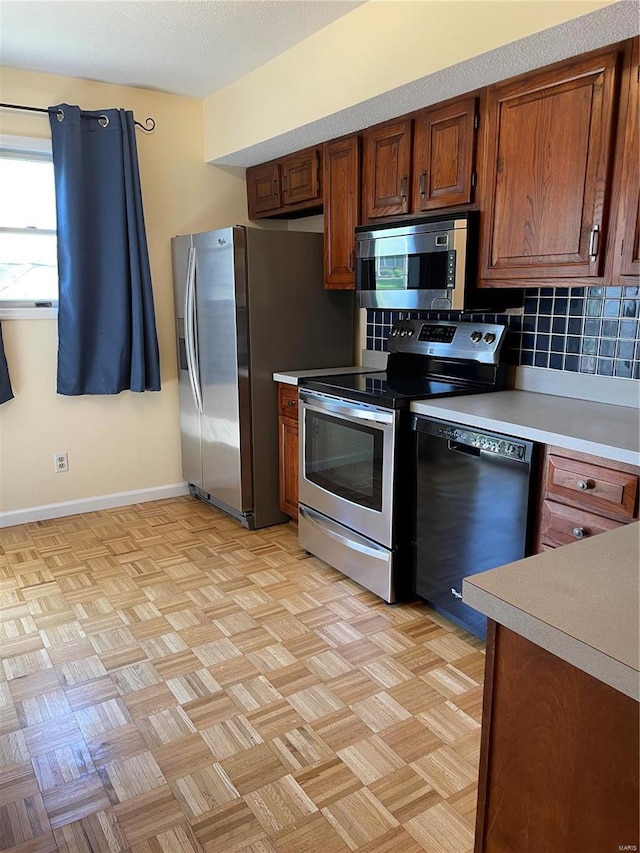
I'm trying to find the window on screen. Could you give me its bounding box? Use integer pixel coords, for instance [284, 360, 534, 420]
[0, 136, 58, 317]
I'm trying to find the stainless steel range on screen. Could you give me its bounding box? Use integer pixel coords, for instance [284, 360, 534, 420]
[298, 319, 508, 602]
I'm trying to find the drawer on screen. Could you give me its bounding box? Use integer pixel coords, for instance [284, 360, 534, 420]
[278, 383, 298, 419]
[540, 499, 624, 549]
[546, 454, 638, 520]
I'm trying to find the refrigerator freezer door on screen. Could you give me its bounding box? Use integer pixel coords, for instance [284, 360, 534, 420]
[193, 228, 253, 517]
[171, 234, 202, 489]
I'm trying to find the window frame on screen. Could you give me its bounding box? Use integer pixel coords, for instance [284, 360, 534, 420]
[0, 134, 58, 320]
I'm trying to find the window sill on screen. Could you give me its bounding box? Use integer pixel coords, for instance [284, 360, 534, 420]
[0, 306, 58, 320]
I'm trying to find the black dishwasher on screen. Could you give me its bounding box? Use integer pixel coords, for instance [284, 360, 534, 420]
[412, 416, 537, 639]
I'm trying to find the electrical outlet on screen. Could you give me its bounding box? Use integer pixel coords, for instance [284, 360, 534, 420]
[54, 451, 68, 473]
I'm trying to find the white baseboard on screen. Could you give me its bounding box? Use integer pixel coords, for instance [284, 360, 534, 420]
[0, 483, 190, 528]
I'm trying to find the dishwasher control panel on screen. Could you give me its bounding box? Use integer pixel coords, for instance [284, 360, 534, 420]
[414, 418, 529, 461]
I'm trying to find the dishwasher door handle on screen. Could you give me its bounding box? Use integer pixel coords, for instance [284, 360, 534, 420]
[448, 440, 480, 457]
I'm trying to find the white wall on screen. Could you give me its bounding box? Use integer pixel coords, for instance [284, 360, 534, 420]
[203, 0, 617, 162]
[0, 68, 248, 517]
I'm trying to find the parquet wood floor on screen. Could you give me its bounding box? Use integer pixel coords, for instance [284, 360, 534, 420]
[0, 497, 485, 852]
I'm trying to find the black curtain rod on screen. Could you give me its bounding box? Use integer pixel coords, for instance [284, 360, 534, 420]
[0, 102, 155, 132]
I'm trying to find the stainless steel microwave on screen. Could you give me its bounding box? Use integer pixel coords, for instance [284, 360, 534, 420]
[355, 212, 477, 310]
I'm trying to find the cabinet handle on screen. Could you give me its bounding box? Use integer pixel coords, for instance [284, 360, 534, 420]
[287, 399, 296, 407]
[588, 225, 600, 261]
[419, 171, 426, 196]
[576, 479, 592, 491]
[349, 250, 356, 271]
[282, 175, 288, 195]
[400, 175, 408, 200]
[272, 177, 278, 195]
[572, 527, 586, 539]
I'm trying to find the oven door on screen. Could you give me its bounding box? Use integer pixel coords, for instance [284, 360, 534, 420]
[299, 389, 397, 548]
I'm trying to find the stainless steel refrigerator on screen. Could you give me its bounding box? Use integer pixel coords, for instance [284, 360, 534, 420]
[171, 226, 354, 529]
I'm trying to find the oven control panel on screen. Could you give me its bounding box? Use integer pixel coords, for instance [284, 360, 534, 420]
[388, 319, 506, 364]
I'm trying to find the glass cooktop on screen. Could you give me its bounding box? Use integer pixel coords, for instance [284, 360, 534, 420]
[299, 370, 480, 410]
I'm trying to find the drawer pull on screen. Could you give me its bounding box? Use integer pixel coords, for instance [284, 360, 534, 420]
[576, 479, 592, 491]
[572, 527, 587, 539]
[287, 399, 296, 407]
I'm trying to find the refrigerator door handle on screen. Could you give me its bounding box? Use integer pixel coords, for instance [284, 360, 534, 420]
[184, 245, 203, 413]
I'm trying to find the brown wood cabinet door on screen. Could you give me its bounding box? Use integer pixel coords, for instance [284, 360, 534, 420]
[362, 120, 411, 219]
[279, 417, 298, 519]
[480, 48, 621, 284]
[281, 147, 322, 206]
[246, 162, 281, 218]
[412, 97, 478, 212]
[619, 41, 640, 277]
[476, 623, 639, 853]
[323, 135, 360, 290]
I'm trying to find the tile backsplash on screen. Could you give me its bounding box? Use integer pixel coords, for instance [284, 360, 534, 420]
[365, 285, 640, 380]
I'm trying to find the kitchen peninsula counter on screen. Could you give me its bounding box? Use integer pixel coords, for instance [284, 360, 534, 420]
[464, 522, 640, 700]
[411, 388, 639, 466]
[466, 524, 639, 852]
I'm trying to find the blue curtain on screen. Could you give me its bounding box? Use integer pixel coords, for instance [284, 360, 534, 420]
[0, 323, 13, 405]
[48, 104, 161, 395]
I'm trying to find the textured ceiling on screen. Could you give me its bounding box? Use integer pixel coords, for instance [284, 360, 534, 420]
[1, 1, 638, 168]
[0, 0, 363, 98]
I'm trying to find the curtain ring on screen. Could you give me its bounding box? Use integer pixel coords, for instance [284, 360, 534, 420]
[56, 109, 64, 122]
[98, 115, 109, 128]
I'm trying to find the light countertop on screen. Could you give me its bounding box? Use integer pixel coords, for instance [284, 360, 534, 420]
[411, 390, 640, 466]
[273, 366, 378, 385]
[463, 522, 640, 700]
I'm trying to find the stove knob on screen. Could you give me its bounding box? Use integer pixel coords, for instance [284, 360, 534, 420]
[407, 329, 414, 336]
[470, 331, 482, 343]
[484, 332, 496, 344]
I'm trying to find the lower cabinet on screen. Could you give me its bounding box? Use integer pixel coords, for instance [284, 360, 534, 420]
[278, 383, 298, 519]
[536, 445, 639, 551]
[475, 622, 639, 852]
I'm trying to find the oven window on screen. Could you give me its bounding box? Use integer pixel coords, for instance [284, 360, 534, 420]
[305, 411, 383, 511]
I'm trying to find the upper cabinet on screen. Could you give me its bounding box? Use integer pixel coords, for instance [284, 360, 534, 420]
[362, 120, 412, 219]
[411, 97, 478, 212]
[247, 162, 281, 217]
[479, 47, 622, 285]
[611, 38, 640, 281]
[247, 146, 322, 219]
[245, 38, 637, 290]
[323, 135, 361, 290]
[281, 148, 322, 207]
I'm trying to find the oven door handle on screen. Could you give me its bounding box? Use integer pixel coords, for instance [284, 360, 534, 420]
[299, 391, 395, 425]
[299, 507, 389, 561]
